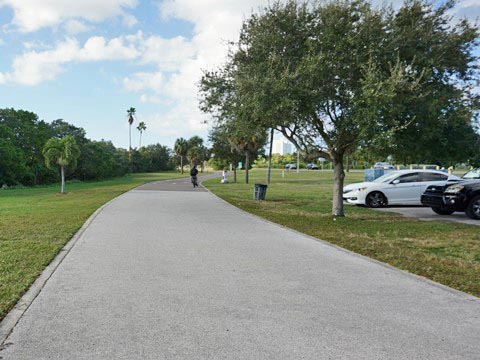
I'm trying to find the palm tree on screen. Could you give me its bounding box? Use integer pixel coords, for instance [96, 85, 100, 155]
[42, 135, 81, 194]
[137, 121, 147, 148]
[127, 107, 136, 161]
[187, 136, 204, 167]
[174, 138, 188, 174]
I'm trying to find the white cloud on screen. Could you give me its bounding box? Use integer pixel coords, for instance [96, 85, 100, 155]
[142, 100, 208, 139]
[4, 35, 138, 85]
[135, 0, 271, 137]
[138, 35, 195, 71]
[0, 0, 138, 32]
[454, 0, 480, 23]
[124, 71, 164, 92]
[63, 20, 90, 35]
[139, 94, 161, 104]
[459, 0, 480, 9]
[122, 13, 138, 28]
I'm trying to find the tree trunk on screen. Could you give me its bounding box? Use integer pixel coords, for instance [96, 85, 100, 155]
[139, 132, 142, 148]
[129, 125, 132, 163]
[180, 156, 184, 174]
[61, 165, 65, 194]
[245, 152, 250, 184]
[267, 128, 274, 183]
[233, 166, 237, 182]
[332, 155, 345, 217]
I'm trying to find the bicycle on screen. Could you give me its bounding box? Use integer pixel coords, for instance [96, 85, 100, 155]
[191, 175, 198, 188]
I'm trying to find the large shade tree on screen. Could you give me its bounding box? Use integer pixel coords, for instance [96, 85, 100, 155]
[42, 135, 81, 194]
[200, 0, 479, 216]
[209, 125, 245, 182]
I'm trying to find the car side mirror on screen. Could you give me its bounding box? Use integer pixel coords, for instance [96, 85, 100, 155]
[392, 179, 400, 185]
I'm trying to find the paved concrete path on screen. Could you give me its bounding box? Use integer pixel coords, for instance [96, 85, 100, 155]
[1, 177, 480, 359]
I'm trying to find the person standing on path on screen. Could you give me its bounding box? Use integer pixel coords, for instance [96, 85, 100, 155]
[190, 165, 199, 187]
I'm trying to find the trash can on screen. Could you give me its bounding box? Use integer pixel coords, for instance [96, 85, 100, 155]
[254, 183, 268, 200]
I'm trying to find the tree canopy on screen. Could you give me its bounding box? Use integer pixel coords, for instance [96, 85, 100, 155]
[200, 0, 479, 216]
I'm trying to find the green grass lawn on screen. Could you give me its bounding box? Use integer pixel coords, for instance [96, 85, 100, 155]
[203, 169, 480, 297]
[0, 172, 188, 321]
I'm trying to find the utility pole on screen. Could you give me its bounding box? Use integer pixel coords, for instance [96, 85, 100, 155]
[296, 150, 300, 173]
[267, 128, 274, 183]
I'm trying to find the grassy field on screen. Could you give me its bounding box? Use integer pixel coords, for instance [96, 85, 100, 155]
[203, 169, 480, 297]
[0, 172, 188, 321]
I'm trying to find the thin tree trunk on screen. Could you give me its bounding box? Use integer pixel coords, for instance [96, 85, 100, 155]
[129, 125, 132, 163]
[267, 128, 274, 183]
[332, 155, 345, 217]
[181, 156, 184, 174]
[139, 132, 142, 148]
[245, 152, 250, 184]
[233, 166, 237, 182]
[61, 165, 65, 194]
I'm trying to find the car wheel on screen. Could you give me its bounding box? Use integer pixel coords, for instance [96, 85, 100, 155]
[365, 191, 387, 208]
[465, 195, 480, 220]
[431, 207, 455, 216]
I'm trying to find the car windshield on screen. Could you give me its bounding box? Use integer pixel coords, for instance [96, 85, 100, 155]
[463, 168, 480, 179]
[372, 172, 399, 183]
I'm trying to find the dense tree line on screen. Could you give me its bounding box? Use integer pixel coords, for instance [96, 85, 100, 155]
[0, 108, 175, 187]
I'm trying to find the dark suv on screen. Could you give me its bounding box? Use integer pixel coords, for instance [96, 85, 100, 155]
[421, 168, 480, 220]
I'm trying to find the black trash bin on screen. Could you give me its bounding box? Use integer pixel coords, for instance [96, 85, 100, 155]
[254, 183, 268, 200]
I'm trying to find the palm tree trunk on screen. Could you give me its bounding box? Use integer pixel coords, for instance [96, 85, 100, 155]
[61, 165, 65, 194]
[181, 156, 184, 174]
[139, 131, 142, 148]
[129, 125, 132, 162]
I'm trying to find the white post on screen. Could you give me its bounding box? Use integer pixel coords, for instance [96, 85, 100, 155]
[282, 170, 285, 178]
[221, 170, 229, 183]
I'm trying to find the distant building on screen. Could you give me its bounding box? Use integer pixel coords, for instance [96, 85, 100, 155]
[272, 138, 293, 155]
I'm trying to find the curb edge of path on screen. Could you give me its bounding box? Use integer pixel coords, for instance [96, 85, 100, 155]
[200, 180, 480, 304]
[0, 196, 119, 347]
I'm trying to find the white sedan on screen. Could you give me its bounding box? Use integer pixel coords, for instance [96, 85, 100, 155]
[343, 170, 462, 208]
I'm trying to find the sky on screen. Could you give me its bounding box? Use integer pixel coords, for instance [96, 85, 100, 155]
[0, 0, 479, 150]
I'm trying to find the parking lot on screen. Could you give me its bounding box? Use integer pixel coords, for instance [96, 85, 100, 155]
[375, 206, 480, 226]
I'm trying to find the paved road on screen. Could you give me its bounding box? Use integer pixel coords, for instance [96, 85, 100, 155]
[375, 206, 480, 226]
[1, 177, 480, 359]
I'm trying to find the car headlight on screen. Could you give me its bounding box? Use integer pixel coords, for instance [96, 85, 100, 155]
[343, 189, 353, 194]
[357, 187, 368, 192]
[444, 184, 464, 194]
